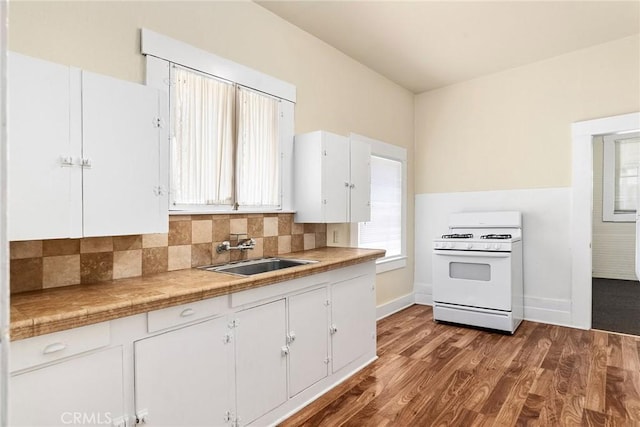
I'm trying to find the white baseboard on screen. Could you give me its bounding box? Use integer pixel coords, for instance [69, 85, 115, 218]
[523, 296, 572, 328]
[415, 294, 432, 305]
[376, 293, 415, 320]
[414, 282, 432, 306]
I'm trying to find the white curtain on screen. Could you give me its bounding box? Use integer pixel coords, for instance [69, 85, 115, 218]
[236, 87, 280, 207]
[172, 66, 235, 205]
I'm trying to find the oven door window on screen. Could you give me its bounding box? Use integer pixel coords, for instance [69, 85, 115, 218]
[449, 262, 491, 281]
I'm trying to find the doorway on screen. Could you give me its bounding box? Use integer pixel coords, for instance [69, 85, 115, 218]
[591, 133, 640, 335]
[571, 112, 640, 330]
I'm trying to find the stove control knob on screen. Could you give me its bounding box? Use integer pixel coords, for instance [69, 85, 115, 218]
[484, 243, 491, 250]
[466, 243, 473, 249]
[445, 242, 453, 249]
[494, 243, 501, 250]
[434, 242, 441, 249]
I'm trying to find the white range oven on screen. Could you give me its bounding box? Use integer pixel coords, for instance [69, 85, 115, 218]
[432, 211, 524, 334]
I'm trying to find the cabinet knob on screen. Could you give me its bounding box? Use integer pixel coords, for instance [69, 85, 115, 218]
[344, 182, 350, 187]
[281, 345, 290, 356]
[59, 156, 74, 167]
[329, 325, 338, 335]
[350, 183, 355, 189]
[136, 409, 149, 424]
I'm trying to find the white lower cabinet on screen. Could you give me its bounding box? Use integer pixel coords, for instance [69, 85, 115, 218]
[9, 262, 377, 427]
[234, 299, 288, 426]
[10, 346, 125, 427]
[133, 316, 233, 426]
[331, 274, 376, 373]
[288, 287, 329, 397]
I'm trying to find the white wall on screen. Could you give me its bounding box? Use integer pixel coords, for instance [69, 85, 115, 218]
[592, 136, 636, 281]
[415, 35, 640, 327]
[8, 1, 415, 308]
[415, 35, 640, 194]
[415, 188, 572, 326]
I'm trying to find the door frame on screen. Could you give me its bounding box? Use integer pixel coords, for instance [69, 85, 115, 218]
[571, 112, 640, 329]
[1, 1, 9, 424]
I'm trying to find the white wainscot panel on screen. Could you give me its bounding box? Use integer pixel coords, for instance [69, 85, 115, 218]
[414, 187, 573, 327]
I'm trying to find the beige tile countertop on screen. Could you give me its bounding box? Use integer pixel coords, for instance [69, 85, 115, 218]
[10, 247, 385, 341]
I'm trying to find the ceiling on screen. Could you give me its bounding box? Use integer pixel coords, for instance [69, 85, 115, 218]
[257, 1, 640, 94]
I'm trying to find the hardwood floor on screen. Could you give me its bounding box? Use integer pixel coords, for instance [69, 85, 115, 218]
[280, 305, 640, 427]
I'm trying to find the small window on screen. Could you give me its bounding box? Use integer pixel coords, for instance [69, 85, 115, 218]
[602, 132, 640, 222]
[359, 156, 403, 257]
[353, 135, 407, 273]
[170, 65, 282, 211]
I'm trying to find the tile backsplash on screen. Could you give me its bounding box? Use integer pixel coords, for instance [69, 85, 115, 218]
[9, 213, 327, 294]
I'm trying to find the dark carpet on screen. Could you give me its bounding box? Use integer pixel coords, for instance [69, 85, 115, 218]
[592, 277, 640, 336]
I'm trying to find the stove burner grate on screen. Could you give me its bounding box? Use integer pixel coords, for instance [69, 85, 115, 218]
[441, 233, 474, 239]
[480, 234, 512, 240]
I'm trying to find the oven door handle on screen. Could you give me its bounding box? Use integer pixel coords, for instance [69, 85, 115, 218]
[433, 250, 511, 258]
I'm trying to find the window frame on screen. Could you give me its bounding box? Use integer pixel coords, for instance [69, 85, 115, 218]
[602, 131, 640, 222]
[350, 133, 407, 273]
[141, 28, 295, 214]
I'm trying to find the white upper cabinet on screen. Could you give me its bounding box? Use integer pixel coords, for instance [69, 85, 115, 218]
[349, 138, 372, 223]
[293, 131, 371, 223]
[81, 71, 167, 237]
[8, 53, 81, 240]
[8, 52, 168, 241]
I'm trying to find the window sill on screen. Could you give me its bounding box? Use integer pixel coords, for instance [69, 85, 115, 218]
[375, 255, 407, 274]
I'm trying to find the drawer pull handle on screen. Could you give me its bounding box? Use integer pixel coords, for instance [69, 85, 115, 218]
[43, 342, 67, 355]
[180, 308, 196, 318]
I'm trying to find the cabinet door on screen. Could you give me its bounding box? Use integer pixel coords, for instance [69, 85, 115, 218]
[349, 138, 371, 223]
[134, 317, 233, 426]
[321, 133, 350, 223]
[81, 71, 167, 237]
[331, 275, 376, 373]
[7, 52, 82, 240]
[235, 299, 287, 425]
[288, 287, 329, 397]
[10, 346, 125, 427]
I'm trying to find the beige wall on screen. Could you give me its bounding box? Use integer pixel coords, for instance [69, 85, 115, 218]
[8, 1, 415, 306]
[415, 35, 640, 194]
[592, 136, 636, 281]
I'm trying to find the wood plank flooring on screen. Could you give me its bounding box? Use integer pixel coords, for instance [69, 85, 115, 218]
[280, 305, 640, 427]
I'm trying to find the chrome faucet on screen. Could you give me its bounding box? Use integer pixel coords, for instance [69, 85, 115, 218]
[216, 238, 256, 254]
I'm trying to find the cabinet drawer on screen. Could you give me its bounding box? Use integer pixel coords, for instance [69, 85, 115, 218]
[147, 296, 229, 333]
[11, 322, 110, 372]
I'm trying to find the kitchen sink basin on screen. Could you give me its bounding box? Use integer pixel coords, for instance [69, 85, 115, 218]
[200, 257, 317, 276]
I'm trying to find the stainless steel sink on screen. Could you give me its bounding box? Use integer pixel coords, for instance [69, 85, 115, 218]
[200, 257, 317, 276]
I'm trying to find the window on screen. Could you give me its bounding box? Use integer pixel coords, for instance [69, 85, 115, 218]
[141, 29, 296, 213]
[351, 134, 407, 273]
[171, 66, 280, 209]
[603, 132, 640, 222]
[359, 156, 402, 257]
